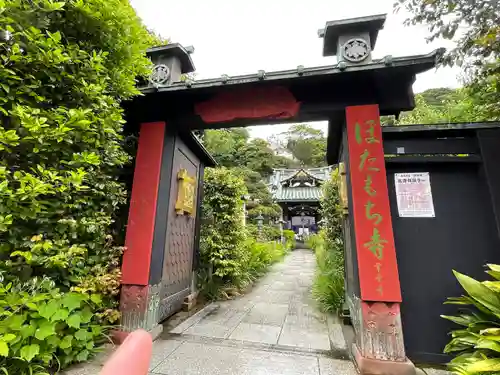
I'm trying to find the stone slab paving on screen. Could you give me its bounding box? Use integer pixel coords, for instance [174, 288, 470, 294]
[147, 249, 354, 374]
[62, 249, 456, 375]
[172, 250, 333, 351]
[64, 250, 355, 375]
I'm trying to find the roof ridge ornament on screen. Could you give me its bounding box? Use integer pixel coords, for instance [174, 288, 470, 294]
[145, 43, 196, 87]
[318, 14, 386, 65]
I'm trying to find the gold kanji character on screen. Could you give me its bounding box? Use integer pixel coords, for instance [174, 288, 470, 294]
[355, 122, 363, 145]
[364, 120, 380, 144]
[365, 200, 382, 225]
[364, 227, 387, 260]
[359, 149, 380, 172]
[364, 174, 377, 197]
[376, 284, 384, 295]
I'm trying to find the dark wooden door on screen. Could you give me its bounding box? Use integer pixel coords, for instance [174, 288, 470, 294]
[158, 137, 200, 321]
[386, 162, 500, 364]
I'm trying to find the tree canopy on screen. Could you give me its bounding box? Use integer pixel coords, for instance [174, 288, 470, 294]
[270, 124, 327, 167]
[395, 87, 487, 125]
[202, 125, 328, 223]
[395, 0, 500, 120]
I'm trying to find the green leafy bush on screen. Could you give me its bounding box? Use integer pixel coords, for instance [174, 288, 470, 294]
[199, 168, 289, 299]
[199, 168, 249, 298]
[283, 229, 296, 249]
[442, 264, 500, 375]
[312, 169, 345, 312]
[245, 239, 289, 279]
[306, 233, 323, 252]
[0, 0, 156, 371]
[246, 224, 281, 242]
[312, 232, 345, 313]
[0, 277, 107, 374]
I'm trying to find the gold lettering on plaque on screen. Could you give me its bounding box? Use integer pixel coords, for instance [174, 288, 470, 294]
[175, 168, 196, 216]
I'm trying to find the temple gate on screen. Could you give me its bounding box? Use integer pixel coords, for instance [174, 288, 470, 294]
[115, 13, 485, 375]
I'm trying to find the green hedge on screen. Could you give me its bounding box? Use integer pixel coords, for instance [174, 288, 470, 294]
[198, 168, 290, 299]
[311, 169, 345, 312]
[0, 1, 156, 373]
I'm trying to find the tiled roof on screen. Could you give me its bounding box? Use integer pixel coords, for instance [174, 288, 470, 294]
[270, 167, 332, 184]
[278, 187, 322, 202]
[269, 166, 333, 202]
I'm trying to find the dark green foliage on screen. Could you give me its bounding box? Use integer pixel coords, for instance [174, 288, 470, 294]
[442, 264, 500, 374]
[419, 88, 458, 108]
[199, 168, 247, 284]
[0, 278, 107, 374]
[203, 129, 293, 177]
[310, 234, 345, 313]
[0, 0, 155, 372]
[311, 169, 345, 312]
[320, 170, 344, 248]
[232, 168, 282, 222]
[202, 131, 286, 223]
[198, 168, 290, 300]
[395, 0, 500, 120]
[397, 88, 489, 125]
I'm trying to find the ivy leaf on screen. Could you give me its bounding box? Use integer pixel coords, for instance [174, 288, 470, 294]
[75, 329, 88, 341]
[67, 314, 81, 329]
[20, 323, 36, 339]
[61, 293, 85, 312]
[46, 335, 60, 348]
[38, 300, 59, 320]
[76, 349, 89, 362]
[80, 307, 93, 324]
[0, 341, 8, 357]
[26, 302, 38, 310]
[20, 344, 40, 361]
[51, 308, 69, 322]
[35, 321, 56, 340]
[2, 334, 16, 342]
[59, 335, 73, 349]
[10, 251, 32, 262]
[90, 294, 101, 304]
[8, 314, 25, 330]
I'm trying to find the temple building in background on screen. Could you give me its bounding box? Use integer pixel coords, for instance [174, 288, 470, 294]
[268, 166, 333, 235]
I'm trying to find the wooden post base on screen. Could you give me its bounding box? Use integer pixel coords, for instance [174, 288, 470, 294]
[352, 344, 416, 375]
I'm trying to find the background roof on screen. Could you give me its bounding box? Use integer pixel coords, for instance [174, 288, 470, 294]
[269, 166, 333, 202]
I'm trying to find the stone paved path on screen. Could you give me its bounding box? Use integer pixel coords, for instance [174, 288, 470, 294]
[149, 249, 353, 375]
[66, 249, 355, 375]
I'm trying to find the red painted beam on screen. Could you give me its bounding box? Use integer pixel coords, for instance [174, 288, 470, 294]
[121, 122, 166, 285]
[346, 105, 402, 302]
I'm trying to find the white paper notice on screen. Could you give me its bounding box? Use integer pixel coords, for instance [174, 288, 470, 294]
[394, 172, 435, 218]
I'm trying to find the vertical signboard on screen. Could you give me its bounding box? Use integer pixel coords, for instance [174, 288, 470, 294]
[346, 105, 402, 302]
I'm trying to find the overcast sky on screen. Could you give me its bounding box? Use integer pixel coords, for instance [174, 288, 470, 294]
[130, 0, 461, 139]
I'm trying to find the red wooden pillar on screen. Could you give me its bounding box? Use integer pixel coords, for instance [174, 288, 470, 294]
[345, 105, 415, 375]
[118, 122, 166, 340]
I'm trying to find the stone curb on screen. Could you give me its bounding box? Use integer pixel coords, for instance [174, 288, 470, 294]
[168, 302, 219, 334]
[326, 313, 349, 359]
[171, 333, 332, 357]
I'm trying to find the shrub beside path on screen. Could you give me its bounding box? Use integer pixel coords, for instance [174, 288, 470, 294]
[66, 250, 354, 375]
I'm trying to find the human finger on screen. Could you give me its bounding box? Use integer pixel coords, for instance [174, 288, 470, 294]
[100, 329, 153, 375]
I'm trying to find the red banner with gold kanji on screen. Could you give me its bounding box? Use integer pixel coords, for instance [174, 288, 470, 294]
[346, 105, 401, 302]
